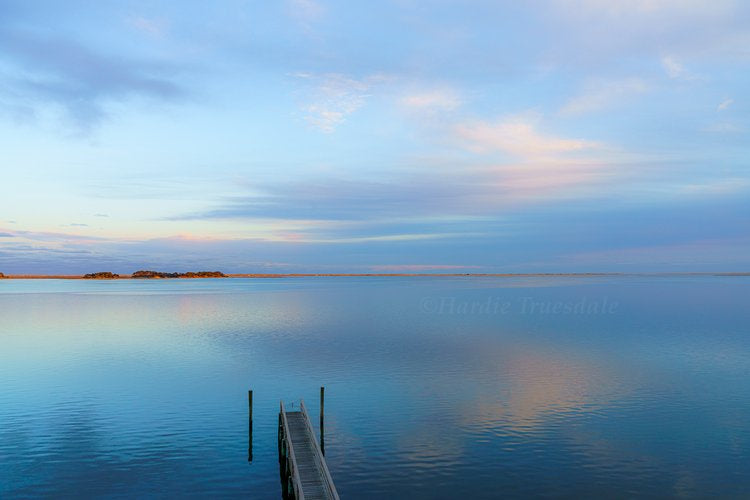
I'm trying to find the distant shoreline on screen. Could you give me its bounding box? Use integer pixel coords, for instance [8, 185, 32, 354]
[1, 272, 749, 280]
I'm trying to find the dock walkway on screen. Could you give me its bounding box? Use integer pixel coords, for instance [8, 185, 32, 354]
[278, 400, 339, 500]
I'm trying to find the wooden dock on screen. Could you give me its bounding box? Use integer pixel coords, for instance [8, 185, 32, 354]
[278, 400, 339, 500]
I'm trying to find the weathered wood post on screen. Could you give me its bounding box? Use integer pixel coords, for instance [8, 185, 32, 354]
[320, 386, 325, 456]
[248, 390, 253, 462]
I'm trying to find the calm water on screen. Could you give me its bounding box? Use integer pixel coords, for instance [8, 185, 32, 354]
[1, 276, 749, 498]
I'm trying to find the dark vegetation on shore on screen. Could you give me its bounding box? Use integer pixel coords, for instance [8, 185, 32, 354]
[83, 272, 120, 279]
[79, 270, 226, 279]
[131, 270, 226, 279]
[0, 272, 5, 278]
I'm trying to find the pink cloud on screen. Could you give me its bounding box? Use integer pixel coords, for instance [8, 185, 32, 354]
[454, 118, 599, 158]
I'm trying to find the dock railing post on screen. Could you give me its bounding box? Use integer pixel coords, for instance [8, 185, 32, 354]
[248, 389, 253, 462]
[320, 386, 325, 456]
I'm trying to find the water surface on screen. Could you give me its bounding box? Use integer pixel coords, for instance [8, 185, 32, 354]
[1, 276, 749, 498]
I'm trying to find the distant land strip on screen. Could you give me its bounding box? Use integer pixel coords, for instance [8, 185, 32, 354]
[1, 272, 749, 279]
[228, 272, 750, 278]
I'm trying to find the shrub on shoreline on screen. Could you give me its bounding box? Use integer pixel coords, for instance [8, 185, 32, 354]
[83, 272, 120, 279]
[132, 270, 226, 279]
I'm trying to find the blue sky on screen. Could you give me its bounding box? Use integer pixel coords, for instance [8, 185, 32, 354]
[1, 0, 748, 273]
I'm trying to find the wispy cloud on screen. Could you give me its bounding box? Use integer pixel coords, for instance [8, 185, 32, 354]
[544, 0, 744, 69]
[0, 26, 185, 130]
[291, 232, 476, 244]
[166, 155, 624, 239]
[3, 182, 748, 274]
[401, 88, 462, 112]
[171, 177, 471, 221]
[295, 73, 378, 132]
[717, 98, 734, 111]
[454, 116, 600, 158]
[673, 178, 750, 197]
[561, 78, 649, 115]
[0, 227, 109, 244]
[0, 227, 479, 274]
[661, 56, 697, 80]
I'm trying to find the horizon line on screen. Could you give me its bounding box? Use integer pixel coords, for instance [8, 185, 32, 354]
[1, 272, 749, 280]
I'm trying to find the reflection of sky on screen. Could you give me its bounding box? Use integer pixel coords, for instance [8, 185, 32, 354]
[2, 277, 750, 497]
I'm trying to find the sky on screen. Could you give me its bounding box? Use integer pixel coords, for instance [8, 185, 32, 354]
[0, 0, 749, 274]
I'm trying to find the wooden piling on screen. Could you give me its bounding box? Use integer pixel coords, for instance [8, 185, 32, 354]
[320, 386, 325, 456]
[248, 390, 253, 462]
